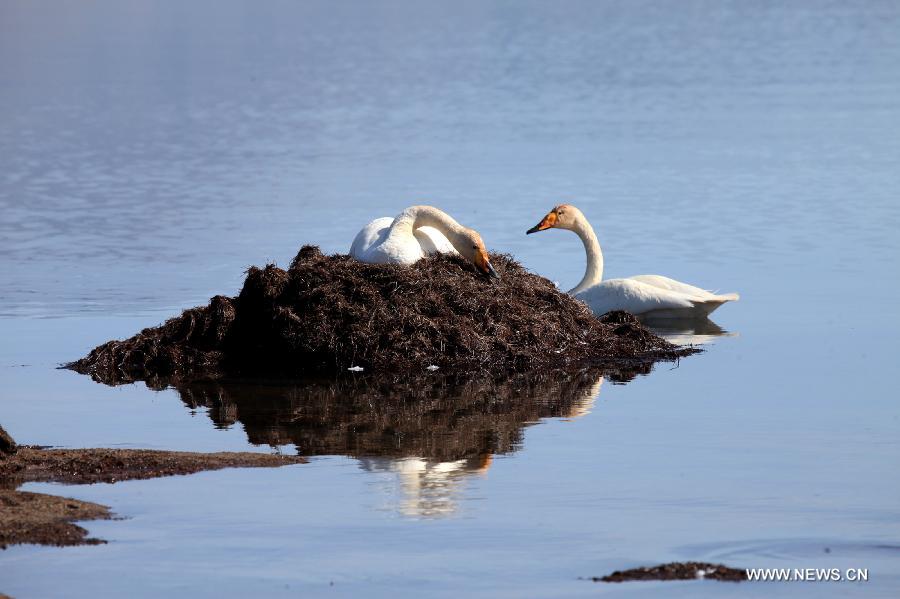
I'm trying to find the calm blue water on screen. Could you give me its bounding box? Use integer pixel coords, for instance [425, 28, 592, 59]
[1, 0, 899, 596]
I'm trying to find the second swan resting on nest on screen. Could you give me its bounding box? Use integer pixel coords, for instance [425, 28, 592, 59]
[350, 205, 499, 278]
[527, 204, 739, 318]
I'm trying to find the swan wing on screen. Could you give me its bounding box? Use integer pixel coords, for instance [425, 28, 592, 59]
[413, 226, 457, 255]
[350, 217, 394, 259]
[350, 216, 425, 264]
[629, 274, 739, 304]
[628, 274, 716, 298]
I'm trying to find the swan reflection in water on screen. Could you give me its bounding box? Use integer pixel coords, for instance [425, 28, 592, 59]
[358, 379, 606, 517]
[641, 316, 738, 347]
[358, 455, 494, 518]
[174, 369, 621, 518]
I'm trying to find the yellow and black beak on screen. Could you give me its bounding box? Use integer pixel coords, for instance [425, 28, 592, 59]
[526, 210, 557, 234]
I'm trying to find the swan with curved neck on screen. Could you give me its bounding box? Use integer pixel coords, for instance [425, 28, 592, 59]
[527, 204, 738, 318]
[351, 205, 499, 278]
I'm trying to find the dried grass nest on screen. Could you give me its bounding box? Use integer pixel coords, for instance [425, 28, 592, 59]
[68, 246, 695, 384]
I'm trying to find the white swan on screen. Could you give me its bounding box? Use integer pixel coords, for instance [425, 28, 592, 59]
[527, 204, 739, 318]
[351, 205, 499, 278]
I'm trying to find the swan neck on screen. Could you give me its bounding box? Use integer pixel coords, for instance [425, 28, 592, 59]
[568, 214, 604, 295]
[393, 205, 468, 249]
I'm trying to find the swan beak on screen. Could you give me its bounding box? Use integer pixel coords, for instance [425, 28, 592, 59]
[486, 261, 500, 280]
[477, 250, 501, 280]
[526, 210, 557, 234]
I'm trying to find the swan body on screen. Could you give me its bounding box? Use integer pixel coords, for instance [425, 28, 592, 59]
[573, 276, 739, 318]
[527, 204, 738, 318]
[351, 205, 498, 277]
[350, 217, 455, 263]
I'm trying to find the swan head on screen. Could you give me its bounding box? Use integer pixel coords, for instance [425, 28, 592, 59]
[460, 229, 500, 280]
[526, 204, 580, 234]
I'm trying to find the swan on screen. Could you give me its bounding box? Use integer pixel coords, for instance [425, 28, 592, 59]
[351, 205, 499, 278]
[526, 204, 739, 318]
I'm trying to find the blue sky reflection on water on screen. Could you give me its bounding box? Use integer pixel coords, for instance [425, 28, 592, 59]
[1, 0, 899, 597]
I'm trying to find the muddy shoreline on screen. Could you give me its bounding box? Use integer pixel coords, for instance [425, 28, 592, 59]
[0, 489, 111, 549]
[0, 430, 304, 549]
[1, 446, 306, 487]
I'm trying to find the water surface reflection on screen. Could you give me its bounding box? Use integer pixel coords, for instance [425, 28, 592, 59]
[175, 370, 610, 516]
[643, 317, 738, 346]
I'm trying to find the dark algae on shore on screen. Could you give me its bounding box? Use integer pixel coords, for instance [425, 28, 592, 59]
[1, 447, 307, 486]
[0, 426, 16, 457]
[68, 246, 695, 384]
[0, 489, 111, 549]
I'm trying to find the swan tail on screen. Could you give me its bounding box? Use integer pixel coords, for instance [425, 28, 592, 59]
[713, 292, 740, 302]
[691, 292, 739, 316]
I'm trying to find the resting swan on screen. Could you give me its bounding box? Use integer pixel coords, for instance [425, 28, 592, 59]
[527, 204, 739, 318]
[350, 205, 499, 278]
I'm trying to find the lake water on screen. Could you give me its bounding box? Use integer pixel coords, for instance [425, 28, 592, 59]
[2, 0, 899, 596]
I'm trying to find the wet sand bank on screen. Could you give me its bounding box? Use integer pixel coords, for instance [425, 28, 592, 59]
[0, 431, 304, 549]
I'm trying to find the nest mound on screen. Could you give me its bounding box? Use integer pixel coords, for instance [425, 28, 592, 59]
[68, 246, 693, 384]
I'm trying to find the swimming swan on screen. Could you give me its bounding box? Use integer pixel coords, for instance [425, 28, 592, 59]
[351, 205, 499, 278]
[527, 204, 738, 318]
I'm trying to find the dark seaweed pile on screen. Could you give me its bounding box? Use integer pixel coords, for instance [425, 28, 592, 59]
[592, 562, 746, 583]
[68, 246, 693, 384]
[0, 425, 16, 458]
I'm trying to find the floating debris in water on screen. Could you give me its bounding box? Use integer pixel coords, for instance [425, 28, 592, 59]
[347, 366, 364, 372]
[426, 365, 440, 371]
[587, 562, 746, 583]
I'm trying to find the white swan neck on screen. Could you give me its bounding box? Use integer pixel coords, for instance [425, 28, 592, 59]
[568, 213, 604, 295]
[392, 205, 469, 249]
